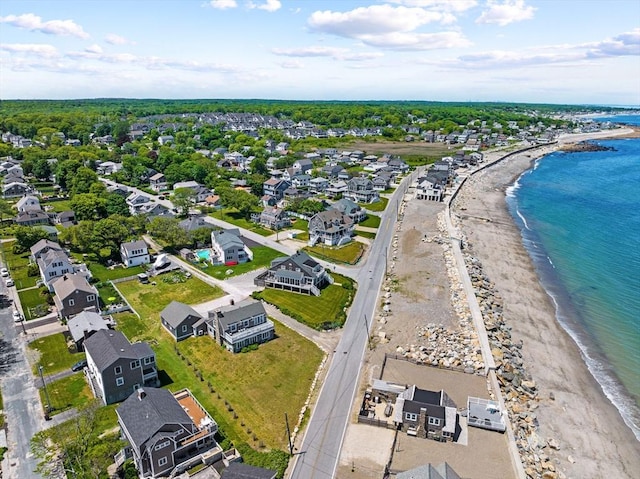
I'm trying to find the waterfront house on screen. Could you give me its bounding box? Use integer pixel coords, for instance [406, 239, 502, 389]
[207, 299, 275, 353]
[115, 388, 221, 478]
[254, 251, 332, 296]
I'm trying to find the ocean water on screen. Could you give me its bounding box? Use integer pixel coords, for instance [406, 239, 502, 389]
[506, 118, 640, 440]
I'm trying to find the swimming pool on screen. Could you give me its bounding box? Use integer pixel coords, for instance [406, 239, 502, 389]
[196, 249, 212, 261]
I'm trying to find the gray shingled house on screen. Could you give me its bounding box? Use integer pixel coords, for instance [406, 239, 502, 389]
[207, 299, 275, 353]
[51, 273, 100, 319]
[160, 301, 206, 341]
[67, 310, 113, 352]
[254, 251, 332, 296]
[115, 387, 222, 478]
[84, 329, 159, 405]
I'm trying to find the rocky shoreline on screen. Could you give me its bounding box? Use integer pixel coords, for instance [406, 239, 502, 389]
[559, 141, 615, 153]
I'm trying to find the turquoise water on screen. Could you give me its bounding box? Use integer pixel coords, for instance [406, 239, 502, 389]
[196, 249, 212, 260]
[507, 121, 640, 439]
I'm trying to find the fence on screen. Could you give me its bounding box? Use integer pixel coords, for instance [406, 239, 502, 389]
[379, 353, 479, 380]
[356, 415, 397, 430]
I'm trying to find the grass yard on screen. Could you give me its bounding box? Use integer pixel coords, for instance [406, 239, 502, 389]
[114, 299, 323, 452]
[359, 215, 381, 228]
[42, 199, 73, 213]
[18, 287, 50, 320]
[40, 373, 93, 416]
[356, 230, 376, 240]
[115, 276, 223, 319]
[288, 218, 308, 231]
[305, 241, 365, 265]
[29, 332, 85, 375]
[360, 196, 389, 212]
[254, 273, 355, 330]
[1, 241, 39, 289]
[210, 209, 272, 236]
[199, 246, 282, 280]
[87, 261, 146, 281]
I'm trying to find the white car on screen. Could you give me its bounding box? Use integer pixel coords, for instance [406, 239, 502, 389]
[5, 278, 14, 287]
[0, 268, 8, 277]
[12, 310, 22, 322]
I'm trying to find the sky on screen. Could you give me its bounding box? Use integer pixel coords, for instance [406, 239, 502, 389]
[1, 0, 639, 104]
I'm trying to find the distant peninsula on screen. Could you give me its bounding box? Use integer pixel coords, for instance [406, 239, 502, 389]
[560, 141, 616, 153]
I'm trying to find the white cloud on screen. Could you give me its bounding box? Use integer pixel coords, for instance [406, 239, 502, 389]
[247, 0, 281, 12]
[85, 44, 103, 54]
[272, 46, 384, 61]
[278, 60, 304, 69]
[476, 0, 535, 26]
[307, 4, 468, 50]
[105, 33, 133, 45]
[309, 5, 455, 36]
[388, 0, 477, 12]
[585, 28, 640, 58]
[0, 43, 59, 58]
[209, 0, 237, 9]
[0, 13, 89, 38]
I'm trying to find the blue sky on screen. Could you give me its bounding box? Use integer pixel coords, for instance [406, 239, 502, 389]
[1, 0, 639, 104]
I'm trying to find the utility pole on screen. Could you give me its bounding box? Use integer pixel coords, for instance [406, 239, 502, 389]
[285, 413, 294, 456]
[39, 365, 51, 415]
[363, 314, 372, 350]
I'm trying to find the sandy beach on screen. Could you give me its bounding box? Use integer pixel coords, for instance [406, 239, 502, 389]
[452, 128, 640, 478]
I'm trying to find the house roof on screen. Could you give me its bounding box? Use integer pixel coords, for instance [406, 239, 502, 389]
[67, 311, 109, 343]
[213, 299, 266, 329]
[15, 209, 49, 223]
[16, 195, 40, 208]
[51, 273, 97, 300]
[30, 239, 62, 257]
[84, 329, 149, 372]
[212, 229, 244, 250]
[396, 462, 461, 479]
[37, 249, 70, 270]
[121, 240, 147, 254]
[149, 173, 165, 181]
[221, 462, 277, 479]
[160, 301, 202, 329]
[116, 387, 194, 452]
[178, 216, 208, 232]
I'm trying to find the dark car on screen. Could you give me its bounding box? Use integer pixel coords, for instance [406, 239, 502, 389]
[71, 359, 87, 372]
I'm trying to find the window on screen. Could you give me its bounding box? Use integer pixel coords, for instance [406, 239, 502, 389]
[155, 440, 170, 451]
[116, 377, 124, 386]
[144, 356, 153, 365]
[428, 417, 441, 427]
[181, 325, 188, 332]
[130, 360, 140, 369]
[405, 412, 418, 422]
[87, 294, 95, 302]
[158, 457, 168, 467]
[114, 366, 122, 375]
[68, 299, 75, 306]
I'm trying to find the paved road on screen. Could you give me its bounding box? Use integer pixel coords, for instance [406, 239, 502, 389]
[0, 277, 44, 478]
[290, 169, 420, 479]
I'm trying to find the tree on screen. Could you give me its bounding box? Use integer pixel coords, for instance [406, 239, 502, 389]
[13, 226, 50, 253]
[70, 166, 99, 195]
[55, 159, 82, 190]
[91, 218, 129, 259]
[112, 121, 130, 146]
[104, 193, 130, 217]
[190, 226, 214, 247]
[147, 216, 190, 249]
[172, 188, 195, 217]
[251, 157, 269, 176]
[31, 401, 122, 479]
[70, 194, 107, 221]
[0, 200, 14, 224]
[32, 158, 52, 180]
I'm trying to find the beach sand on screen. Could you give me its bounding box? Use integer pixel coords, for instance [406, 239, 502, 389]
[452, 128, 640, 478]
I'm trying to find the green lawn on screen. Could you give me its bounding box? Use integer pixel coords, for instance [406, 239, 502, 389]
[42, 199, 73, 213]
[199, 246, 282, 280]
[359, 215, 381, 228]
[305, 241, 365, 265]
[360, 196, 389, 212]
[254, 273, 355, 330]
[29, 332, 86, 375]
[115, 276, 223, 319]
[1, 241, 39, 289]
[115, 288, 323, 452]
[210, 209, 272, 236]
[288, 218, 308, 231]
[18, 287, 50, 320]
[87, 261, 146, 281]
[356, 231, 376, 240]
[39, 373, 93, 416]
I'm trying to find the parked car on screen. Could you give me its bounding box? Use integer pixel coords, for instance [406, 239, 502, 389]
[71, 359, 87, 372]
[5, 278, 14, 287]
[1, 268, 8, 277]
[12, 309, 22, 322]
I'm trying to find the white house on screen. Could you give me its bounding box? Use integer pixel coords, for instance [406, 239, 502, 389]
[120, 240, 150, 267]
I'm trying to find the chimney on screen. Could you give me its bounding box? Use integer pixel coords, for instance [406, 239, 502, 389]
[137, 388, 146, 401]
